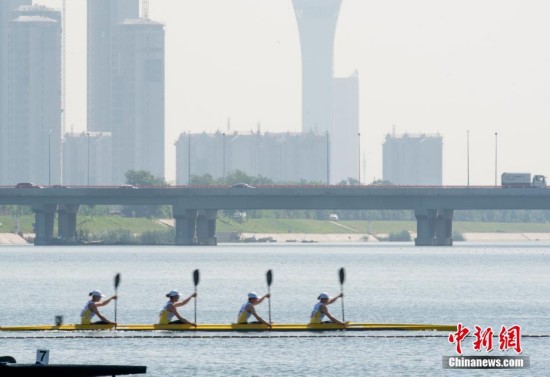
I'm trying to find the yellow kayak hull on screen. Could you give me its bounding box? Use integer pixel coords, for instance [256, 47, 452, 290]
[0, 323, 456, 332]
[0, 324, 116, 331]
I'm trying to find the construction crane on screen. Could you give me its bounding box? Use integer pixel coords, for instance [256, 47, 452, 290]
[142, 0, 149, 20]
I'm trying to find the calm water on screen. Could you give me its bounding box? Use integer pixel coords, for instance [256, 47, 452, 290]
[0, 243, 549, 376]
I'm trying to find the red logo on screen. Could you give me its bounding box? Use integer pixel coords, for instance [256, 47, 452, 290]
[448, 324, 522, 355]
[499, 325, 522, 354]
[473, 325, 494, 352]
[448, 323, 470, 355]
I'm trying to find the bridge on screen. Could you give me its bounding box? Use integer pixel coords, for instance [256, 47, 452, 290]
[0, 185, 549, 246]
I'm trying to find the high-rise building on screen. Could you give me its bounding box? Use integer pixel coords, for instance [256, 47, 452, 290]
[87, 0, 139, 132]
[292, 0, 342, 135]
[111, 18, 165, 183]
[63, 132, 112, 186]
[333, 72, 359, 184]
[0, 0, 31, 181]
[258, 131, 328, 183]
[3, 5, 61, 185]
[12, 4, 61, 20]
[383, 133, 443, 186]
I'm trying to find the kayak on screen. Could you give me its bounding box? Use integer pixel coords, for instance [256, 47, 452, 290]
[0, 324, 114, 331]
[0, 323, 457, 332]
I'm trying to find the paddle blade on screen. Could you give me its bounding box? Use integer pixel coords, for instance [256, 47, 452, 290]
[266, 270, 273, 287]
[339, 267, 345, 285]
[114, 273, 121, 290]
[193, 269, 200, 286]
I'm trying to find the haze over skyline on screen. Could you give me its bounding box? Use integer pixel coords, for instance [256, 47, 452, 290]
[41, 0, 550, 185]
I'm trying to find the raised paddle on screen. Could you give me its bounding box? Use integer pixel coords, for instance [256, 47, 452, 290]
[266, 269, 273, 323]
[339, 267, 345, 323]
[193, 269, 200, 324]
[114, 273, 121, 326]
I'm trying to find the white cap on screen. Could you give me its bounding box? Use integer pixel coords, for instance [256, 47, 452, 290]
[318, 293, 330, 300]
[90, 290, 105, 298]
[167, 290, 180, 297]
[248, 292, 258, 299]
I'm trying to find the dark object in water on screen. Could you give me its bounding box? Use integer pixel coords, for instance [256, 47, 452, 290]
[0, 356, 147, 376]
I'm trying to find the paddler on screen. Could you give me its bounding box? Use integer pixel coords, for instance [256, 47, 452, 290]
[80, 290, 117, 325]
[159, 290, 197, 326]
[310, 292, 347, 327]
[237, 292, 272, 328]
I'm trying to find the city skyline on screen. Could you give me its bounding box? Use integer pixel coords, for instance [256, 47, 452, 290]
[35, 0, 550, 185]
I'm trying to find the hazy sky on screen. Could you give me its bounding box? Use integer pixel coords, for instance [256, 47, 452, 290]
[39, 0, 550, 185]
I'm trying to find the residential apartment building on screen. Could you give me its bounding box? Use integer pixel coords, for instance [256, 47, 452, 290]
[87, 0, 138, 132]
[175, 131, 329, 185]
[383, 133, 443, 185]
[63, 132, 112, 186]
[111, 18, 165, 183]
[2, 5, 61, 185]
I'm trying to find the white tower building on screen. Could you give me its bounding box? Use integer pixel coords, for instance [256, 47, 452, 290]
[292, 0, 342, 135]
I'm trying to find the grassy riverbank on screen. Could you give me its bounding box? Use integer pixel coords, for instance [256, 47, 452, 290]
[0, 215, 168, 235]
[2, 214, 550, 236]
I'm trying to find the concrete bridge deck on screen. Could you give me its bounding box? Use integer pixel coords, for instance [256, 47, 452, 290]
[0, 185, 549, 246]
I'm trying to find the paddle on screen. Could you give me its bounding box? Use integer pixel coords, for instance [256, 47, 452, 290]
[114, 273, 121, 326]
[339, 267, 345, 323]
[193, 269, 200, 324]
[266, 269, 273, 323]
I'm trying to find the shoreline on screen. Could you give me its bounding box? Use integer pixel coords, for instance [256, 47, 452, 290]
[3, 232, 550, 245]
[234, 232, 550, 243]
[0, 233, 28, 245]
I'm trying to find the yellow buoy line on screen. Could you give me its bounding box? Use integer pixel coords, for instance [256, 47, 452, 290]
[0, 334, 451, 340]
[0, 334, 547, 340]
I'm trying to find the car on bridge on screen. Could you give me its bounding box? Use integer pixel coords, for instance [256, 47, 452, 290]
[15, 182, 42, 189]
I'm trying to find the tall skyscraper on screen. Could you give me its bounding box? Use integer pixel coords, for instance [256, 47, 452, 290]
[111, 18, 165, 183]
[292, 0, 342, 135]
[3, 5, 62, 185]
[87, 0, 139, 132]
[333, 72, 359, 184]
[383, 133, 443, 186]
[0, 0, 31, 181]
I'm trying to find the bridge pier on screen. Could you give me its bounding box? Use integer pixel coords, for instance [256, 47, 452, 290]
[414, 209, 436, 246]
[434, 209, 454, 246]
[414, 209, 453, 246]
[173, 207, 197, 245]
[196, 209, 218, 245]
[32, 204, 57, 245]
[57, 204, 80, 241]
